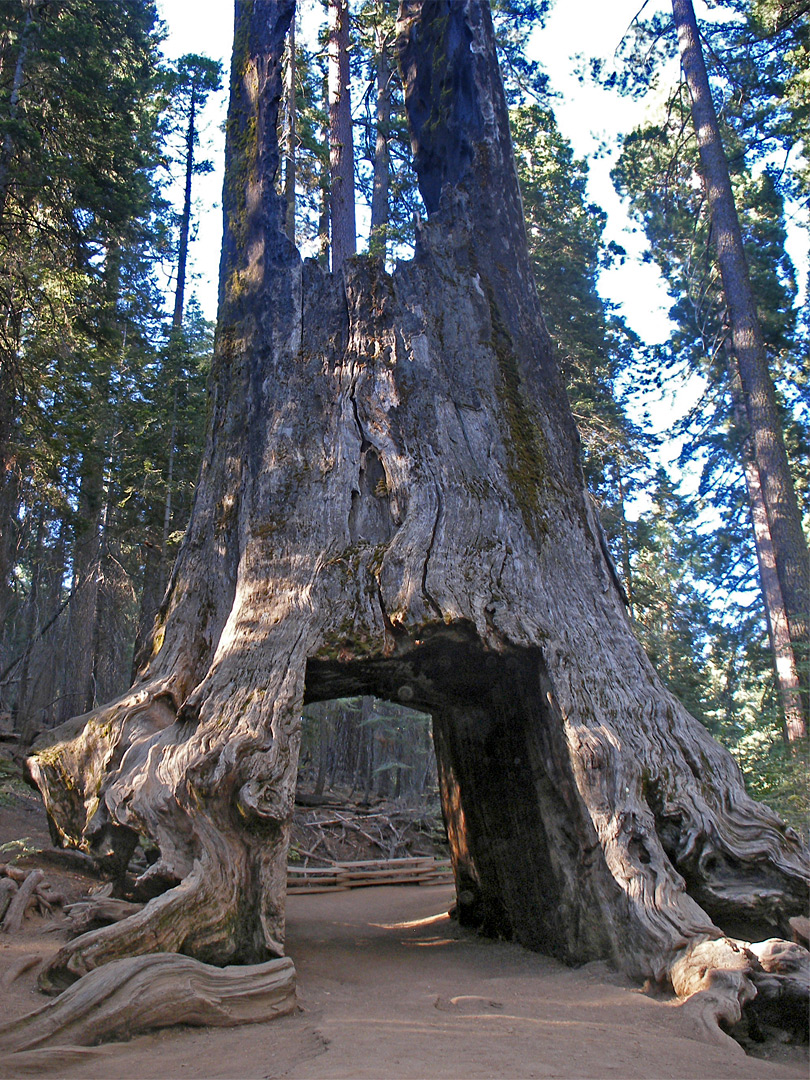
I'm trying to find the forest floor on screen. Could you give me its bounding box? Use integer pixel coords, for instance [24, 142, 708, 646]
[0, 783, 808, 1080]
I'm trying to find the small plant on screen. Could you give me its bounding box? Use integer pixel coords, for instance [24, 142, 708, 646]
[0, 837, 40, 861]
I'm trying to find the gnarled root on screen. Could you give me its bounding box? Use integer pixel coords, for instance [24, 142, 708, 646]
[670, 935, 810, 1051]
[37, 841, 285, 994]
[671, 937, 756, 1054]
[0, 952, 296, 1054]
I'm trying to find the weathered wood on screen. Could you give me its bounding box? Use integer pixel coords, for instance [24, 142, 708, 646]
[1, 869, 42, 933]
[0, 876, 18, 921]
[286, 856, 453, 891]
[0, 953, 296, 1053]
[64, 897, 144, 936]
[22, 0, 809, 1047]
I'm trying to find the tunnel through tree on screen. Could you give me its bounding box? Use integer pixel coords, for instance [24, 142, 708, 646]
[23, 0, 808, 1045]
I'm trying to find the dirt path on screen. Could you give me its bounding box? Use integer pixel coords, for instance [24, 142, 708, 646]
[0, 790, 807, 1079]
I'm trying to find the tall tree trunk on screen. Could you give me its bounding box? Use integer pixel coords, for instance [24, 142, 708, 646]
[12, 503, 45, 732]
[613, 462, 635, 621]
[0, 6, 39, 626]
[328, 0, 356, 270]
[369, 18, 391, 255]
[729, 356, 806, 741]
[672, 0, 809, 716]
[59, 448, 105, 723]
[0, 302, 23, 646]
[25, 0, 807, 1044]
[172, 97, 196, 331]
[284, 11, 296, 243]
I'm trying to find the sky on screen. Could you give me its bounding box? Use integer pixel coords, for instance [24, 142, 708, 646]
[154, 0, 807, 445]
[155, 0, 679, 336]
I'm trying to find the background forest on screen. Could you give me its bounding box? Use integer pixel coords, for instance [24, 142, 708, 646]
[0, 0, 807, 831]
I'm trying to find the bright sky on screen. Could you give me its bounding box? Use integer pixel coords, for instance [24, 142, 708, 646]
[155, 0, 680, 340]
[154, 0, 806, 437]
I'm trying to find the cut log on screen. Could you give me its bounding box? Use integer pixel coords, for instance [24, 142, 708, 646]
[0, 953, 296, 1053]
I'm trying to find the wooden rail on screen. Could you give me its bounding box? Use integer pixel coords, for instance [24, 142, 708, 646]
[286, 856, 453, 893]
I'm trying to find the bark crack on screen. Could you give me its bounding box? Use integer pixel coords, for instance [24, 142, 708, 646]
[421, 484, 443, 619]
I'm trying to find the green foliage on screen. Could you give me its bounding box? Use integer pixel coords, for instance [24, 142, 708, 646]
[608, 0, 809, 807]
[0, 3, 219, 731]
[733, 734, 810, 841]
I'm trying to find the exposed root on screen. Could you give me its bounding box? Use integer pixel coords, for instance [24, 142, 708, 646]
[38, 865, 220, 993]
[0, 869, 43, 933]
[670, 934, 810, 1051]
[64, 895, 143, 937]
[0, 952, 296, 1053]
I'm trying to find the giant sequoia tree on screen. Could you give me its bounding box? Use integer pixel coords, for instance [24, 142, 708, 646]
[22, 0, 808, 1044]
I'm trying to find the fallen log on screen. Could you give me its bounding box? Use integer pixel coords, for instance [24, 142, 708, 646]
[0, 953, 296, 1053]
[0, 877, 18, 921]
[1, 870, 43, 933]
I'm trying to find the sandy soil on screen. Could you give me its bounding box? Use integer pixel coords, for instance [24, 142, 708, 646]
[0, 790, 807, 1080]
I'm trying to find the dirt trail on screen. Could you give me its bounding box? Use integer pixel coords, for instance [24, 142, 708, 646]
[0, 791, 807, 1079]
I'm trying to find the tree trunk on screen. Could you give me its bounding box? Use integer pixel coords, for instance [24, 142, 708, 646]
[284, 11, 296, 243]
[58, 448, 105, 724]
[12, 504, 45, 731]
[328, 0, 356, 270]
[173, 97, 196, 331]
[671, 0, 809, 723]
[25, 0, 808, 1043]
[369, 17, 391, 255]
[729, 355, 805, 741]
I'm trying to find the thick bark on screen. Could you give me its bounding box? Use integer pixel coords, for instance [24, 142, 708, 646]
[672, 0, 809, 715]
[284, 11, 296, 243]
[25, 0, 808, 1046]
[0, 954, 295, 1053]
[729, 359, 805, 741]
[328, 0, 356, 270]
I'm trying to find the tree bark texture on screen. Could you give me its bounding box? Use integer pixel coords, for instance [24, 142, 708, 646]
[671, 0, 809, 716]
[26, 0, 808, 1039]
[284, 11, 296, 243]
[729, 355, 805, 742]
[328, 0, 356, 270]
